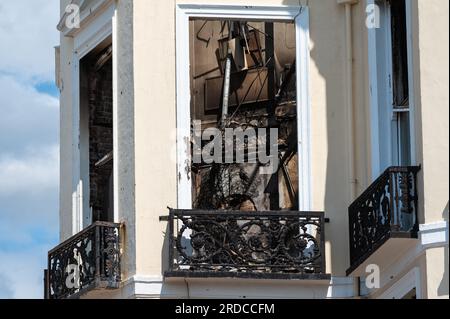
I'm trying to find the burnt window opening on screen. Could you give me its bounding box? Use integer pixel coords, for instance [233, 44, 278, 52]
[189, 19, 299, 211]
[390, 0, 409, 109]
[80, 43, 114, 223]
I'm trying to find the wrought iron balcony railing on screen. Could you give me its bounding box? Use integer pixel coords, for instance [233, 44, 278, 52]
[347, 166, 421, 275]
[46, 221, 122, 299]
[164, 209, 328, 279]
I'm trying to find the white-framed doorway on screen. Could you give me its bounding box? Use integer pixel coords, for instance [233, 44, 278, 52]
[175, 4, 312, 211]
[367, 0, 417, 180]
[68, 2, 118, 234]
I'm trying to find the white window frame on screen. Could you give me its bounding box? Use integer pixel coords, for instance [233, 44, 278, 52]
[175, 4, 312, 211]
[367, 0, 417, 180]
[69, 2, 118, 234]
[378, 267, 422, 299]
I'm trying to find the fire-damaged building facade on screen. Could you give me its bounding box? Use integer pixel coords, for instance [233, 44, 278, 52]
[46, 0, 448, 299]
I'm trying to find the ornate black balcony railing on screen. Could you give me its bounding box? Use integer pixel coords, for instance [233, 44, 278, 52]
[165, 209, 328, 279]
[46, 221, 122, 299]
[347, 166, 421, 275]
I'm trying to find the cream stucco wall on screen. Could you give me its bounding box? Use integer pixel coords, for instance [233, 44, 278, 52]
[425, 247, 449, 299]
[132, 0, 178, 276]
[412, 0, 449, 225]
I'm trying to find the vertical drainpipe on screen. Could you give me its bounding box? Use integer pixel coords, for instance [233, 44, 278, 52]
[338, 0, 359, 202]
[337, 0, 360, 298]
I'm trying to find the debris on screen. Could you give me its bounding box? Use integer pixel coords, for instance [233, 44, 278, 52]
[190, 20, 298, 211]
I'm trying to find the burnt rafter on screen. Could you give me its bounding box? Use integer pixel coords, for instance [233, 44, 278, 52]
[165, 209, 327, 279]
[347, 166, 421, 275]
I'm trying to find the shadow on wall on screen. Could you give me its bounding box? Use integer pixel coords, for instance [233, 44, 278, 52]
[438, 202, 449, 297]
[283, 0, 351, 276]
[161, 218, 170, 277]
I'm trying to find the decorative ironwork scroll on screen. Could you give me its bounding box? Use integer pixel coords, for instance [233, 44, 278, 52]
[47, 222, 121, 299]
[167, 210, 326, 276]
[348, 166, 420, 273]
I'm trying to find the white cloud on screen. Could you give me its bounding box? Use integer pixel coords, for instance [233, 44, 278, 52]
[0, 246, 49, 299]
[0, 145, 59, 196]
[0, 74, 59, 154]
[0, 74, 59, 226]
[0, 0, 60, 82]
[0, 274, 14, 298]
[0, 0, 60, 299]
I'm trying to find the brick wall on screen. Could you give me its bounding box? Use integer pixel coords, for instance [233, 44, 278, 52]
[88, 58, 113, 222]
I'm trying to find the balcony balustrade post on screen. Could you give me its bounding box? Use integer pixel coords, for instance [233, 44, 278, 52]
[95, 223, 101, 281]
[168, 209, 174, 272]
[390, 169, 400, 231]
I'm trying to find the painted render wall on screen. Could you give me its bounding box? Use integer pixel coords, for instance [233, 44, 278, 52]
[59, 0, 74, 241]
[425, 247, 449, 299]
[132, 0, 178, 277]
[115, 0, 137, 283]
[412, 0, 449, 225]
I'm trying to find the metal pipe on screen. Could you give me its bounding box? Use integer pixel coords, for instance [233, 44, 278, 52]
[339, 2, 360, 298]
[338, 0, 359, 201]
[345, 3, 357, 201]
[221, 54, 232, 126]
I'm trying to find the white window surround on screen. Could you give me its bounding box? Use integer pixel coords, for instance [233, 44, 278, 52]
[378, 267, 422, 299]
[68, 1, 117, 234]
[175, 4, 313, 211]
[420, 221, 449, 248]
[367, 0, 417, 180]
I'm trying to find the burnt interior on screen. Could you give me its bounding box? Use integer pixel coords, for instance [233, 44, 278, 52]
[80, 44, 114, 223]
[190, 19, 299, 211]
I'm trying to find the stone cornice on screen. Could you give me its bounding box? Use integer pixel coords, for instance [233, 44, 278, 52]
[57, 0, 113, 37]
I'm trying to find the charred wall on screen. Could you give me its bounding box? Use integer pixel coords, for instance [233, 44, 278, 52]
[86, 48, 114, 222]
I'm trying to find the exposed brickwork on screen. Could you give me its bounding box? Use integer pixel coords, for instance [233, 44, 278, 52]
[88, 58, 113, 222]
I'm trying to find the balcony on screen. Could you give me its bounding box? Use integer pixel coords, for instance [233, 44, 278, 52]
[164, 209, 329, 280]
[45, 222, 122, 299]
[346, 166, 421, 276]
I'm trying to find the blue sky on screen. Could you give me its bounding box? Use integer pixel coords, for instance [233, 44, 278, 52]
[0, 0, 60, 298]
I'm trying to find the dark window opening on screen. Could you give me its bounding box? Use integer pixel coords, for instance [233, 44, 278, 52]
[80, 43, 114, 223]
[402, 288, 417, 299]
[189, 19, 299, 211]
[390, 0, 409, 109]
